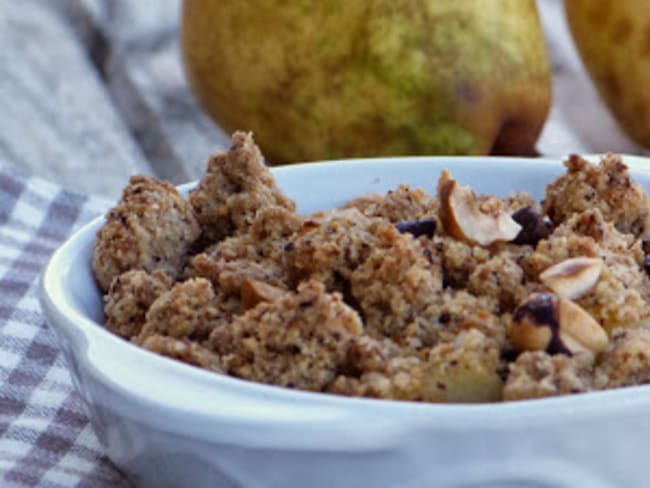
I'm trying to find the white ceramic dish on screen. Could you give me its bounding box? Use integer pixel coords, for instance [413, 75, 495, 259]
[40, 156, 650, 488]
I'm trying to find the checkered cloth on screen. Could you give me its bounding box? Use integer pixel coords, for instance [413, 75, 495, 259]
[0, 165, 130, 487]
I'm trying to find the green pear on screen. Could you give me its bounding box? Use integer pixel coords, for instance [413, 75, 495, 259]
[181, 0, 552, 163]
[566, 0, 650, 148]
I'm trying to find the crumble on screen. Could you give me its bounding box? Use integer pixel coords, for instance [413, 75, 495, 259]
[93, 132, 650, 403]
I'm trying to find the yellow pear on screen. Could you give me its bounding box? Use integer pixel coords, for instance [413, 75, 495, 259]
[566, 0, 650, 147]
[181, 0, 551, 163]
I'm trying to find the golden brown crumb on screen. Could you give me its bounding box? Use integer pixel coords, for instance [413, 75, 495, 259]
[195, 206, 302, 265]
[594, 328, 650, 389]
[92, 175, 200, 292]
[140, 335, 223, 372]
[286, 208, 380, 288]
[329, 334, 428, 401]
[138, 278, 224, 343]
[543, 154, 650, 238]
[104, 269, 172, 339]
[436, 235, 491, 289]
[436, 290, 506, 346]
[349, 227, 442, 344]
[184, 207, 301, 314]
[342, 184, 439, 224]
[209, 281, 363, 391]
[187, 250, 287, 316]
[467, 254, 528, 313]
[285, 206, 437, 309]
[503, 351, 594, 401]
[189, 131, 295, 241]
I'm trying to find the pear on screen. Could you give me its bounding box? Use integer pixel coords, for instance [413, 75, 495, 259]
[181, 0, 551, 163]
[566, 0, 650, 147]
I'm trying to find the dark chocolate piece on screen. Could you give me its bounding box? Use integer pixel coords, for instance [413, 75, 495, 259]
[395, 219, 436, 238]
[511, 207, 553, 246]
[513, 293, 571, 356]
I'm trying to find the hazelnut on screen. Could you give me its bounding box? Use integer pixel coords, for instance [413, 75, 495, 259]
[437, 170, 521, 246]
[539, 257, 603, 300]
[510, 292, 608, 356]
[241, 278, 285, 311]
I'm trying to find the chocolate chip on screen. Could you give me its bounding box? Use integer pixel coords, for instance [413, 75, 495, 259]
[513, 292, 557, 328]
[284, 242, 295, 252]
[438, 312, 451, 324]
[395, 219, 436, 238]
[511, 207, 553, 246]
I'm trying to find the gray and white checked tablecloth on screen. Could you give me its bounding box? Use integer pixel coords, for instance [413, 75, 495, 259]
[0, 164, 129, 487]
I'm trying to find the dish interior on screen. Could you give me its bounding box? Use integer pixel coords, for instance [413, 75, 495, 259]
[43, 155, 650, 419]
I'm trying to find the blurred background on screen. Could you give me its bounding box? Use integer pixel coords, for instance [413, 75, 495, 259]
[0, 0, 647, 198]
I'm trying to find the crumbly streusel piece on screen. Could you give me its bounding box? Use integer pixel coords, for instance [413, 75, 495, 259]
[594, 328, 650, 389]
[196, 206, 302, 264]
[185, 206, 301, 313]
[209, 281, 362, 392]
[436, 290, 506, 346]
[189, 131, 295, 242]
[503, 351, 594, 401]
[543, 154, 650, 238]
[286, 208, 396, 288]
[186, 207, 298, 288]
[104, 269, 172, 339]
[436, 235, 491, 288]
[247, 206, 304, 261]
[328, 334, 431, 401]
[349, 229, 442, 345]
[138, 278, 223, 343]
[186, 254, 286, 316]
[580, 268, 650, 334]
[342, 184, 439, 224]
[92, 175, 200, 292]
[467, 254, 529, 313]
[140, 335, 223, 372]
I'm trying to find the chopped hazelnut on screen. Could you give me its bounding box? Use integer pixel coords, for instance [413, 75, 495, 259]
[241, 278, 285, 310]
[438, 170, 521, 246]
[510, 292, 608, 356]
[539, 257, 603, 300]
